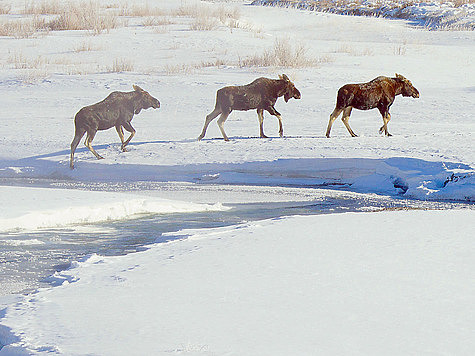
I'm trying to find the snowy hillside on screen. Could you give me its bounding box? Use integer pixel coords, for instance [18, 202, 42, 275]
[252, 0, 475, 30]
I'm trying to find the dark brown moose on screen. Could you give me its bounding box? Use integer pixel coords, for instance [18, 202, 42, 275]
[198, 74, 301, 141]
[326, 73, 419, 138]
[70, 85, 160, 169]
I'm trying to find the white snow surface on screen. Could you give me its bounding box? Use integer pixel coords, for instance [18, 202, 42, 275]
[0, 0, 473, 202]
[0, 1, 474, 354]
[1, 209, 474, 355]
[0, 186, 227, 232]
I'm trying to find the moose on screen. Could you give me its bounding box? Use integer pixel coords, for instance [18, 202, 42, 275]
[70, 85, 160, 169]
[198, 74, 301, 141]
[326, 73, 419, 138]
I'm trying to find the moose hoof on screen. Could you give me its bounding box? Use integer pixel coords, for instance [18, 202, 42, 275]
[197, 135, 203, 141]
[97, 156, 104, 160]
[260, 134, 268, 139]
[387, 133, 393, 137]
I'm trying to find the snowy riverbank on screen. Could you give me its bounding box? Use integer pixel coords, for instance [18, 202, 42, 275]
[1, 209, 474, 355]
[252, 0, 475, 30]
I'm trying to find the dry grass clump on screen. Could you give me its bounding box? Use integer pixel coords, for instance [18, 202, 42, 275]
[175, 3, 241, 31]
[164, 58, 228, 75]
[142, 16, 174, 27]
[8, 51, 46, 69]
[190, 14, 219, 31]
[0, 16, 48, 38]
[19, 1, 122, 34]
[22, 0, 63, 15]
[74, 40, 102, 52]
[241, 38, 315, 68]
[394, 44, 407, 55]
[46, 4, 120, 34]
[109, 58, 134, 72]
[118, 3, 166, 17]
[0, 4, 11, 14]
[333, 44, 373, 56]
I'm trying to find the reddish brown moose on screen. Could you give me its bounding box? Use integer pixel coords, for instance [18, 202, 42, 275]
[70, 85, 160, 169]
[326, 74, 419, 138]
[198, 74, 301, 141]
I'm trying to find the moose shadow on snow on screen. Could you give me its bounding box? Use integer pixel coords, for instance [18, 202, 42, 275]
[0, 150, 472, 202]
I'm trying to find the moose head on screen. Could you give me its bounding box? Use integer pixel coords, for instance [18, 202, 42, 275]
[280, 74, 301, 102]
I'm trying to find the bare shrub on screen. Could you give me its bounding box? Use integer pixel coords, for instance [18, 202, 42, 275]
[241, 38, 315, 68]
[317, 54, 336, 65]
[109, 58, 134, 72]
[46, 2, 120, 34]
[74, 40, 101, 52]
[164, 63, 195, 75]
[0, 4, 11, 14]
[175, 3, 240, 30]
[0, 16, 47, 38]
[214, 5, 241, 23]
[190, 14, 218, 31]
[164, 58, 229, 75]
[333, 44, 373, 56]
[8, 51, 50, 70]
[142, 16, 173, 27]
[119, 3, 166, 17]
[22, 0, 63, 15]
[394, 44, 407, 55]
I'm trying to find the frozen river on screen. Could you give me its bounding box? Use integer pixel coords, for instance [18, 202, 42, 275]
[1, 181, 471, 297]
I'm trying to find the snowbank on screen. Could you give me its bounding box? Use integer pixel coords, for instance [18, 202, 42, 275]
[0, 186, 227, 232]
[1, 157, 473, 202]
[0, 209, 474, 355]
[252, 0, 475, 30]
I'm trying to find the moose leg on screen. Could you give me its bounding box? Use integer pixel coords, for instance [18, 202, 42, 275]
[115, 125, 126, 149]
[217, 110, 231, 141]
[341, 107, 357, 137]
[198, 107, 221, 141]
[266, 106, 283, 137]
[121, 122, 136, 150]
[257, 109, 267, 138]
[84, 130, 104, 160]
[70, 127, 86, 169]
[379, 113, 392, 136]
[326, 107, 343, 138]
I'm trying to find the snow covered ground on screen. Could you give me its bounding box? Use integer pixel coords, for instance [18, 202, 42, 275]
[0, 0, 473, 201]
[0, 186, 227, 232]
[0, 0, 474, 354]
[1, 209, 474, 355]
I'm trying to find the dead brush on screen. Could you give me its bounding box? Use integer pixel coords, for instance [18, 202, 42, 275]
[22, 0, 64, 14]
[119, 3, 166, 17]
[45, 2, 120, 34]
[109, 58, 134, 72]
[241, 38, 315, 68]
[0, 4, 11, 14]
[0, 16, 48, 38]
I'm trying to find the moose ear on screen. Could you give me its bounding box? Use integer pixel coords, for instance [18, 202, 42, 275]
[282, 74, 290, 82]
[133, 85, 144, 92]
[395, 73, 404, 80]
